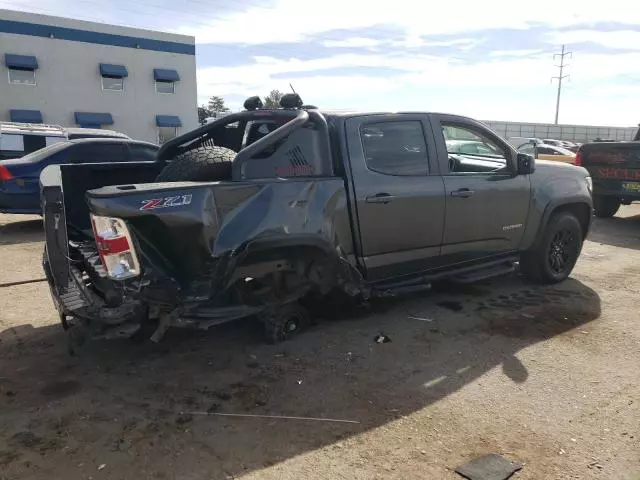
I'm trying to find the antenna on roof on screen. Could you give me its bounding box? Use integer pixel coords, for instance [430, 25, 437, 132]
[287, 83, 317, 109]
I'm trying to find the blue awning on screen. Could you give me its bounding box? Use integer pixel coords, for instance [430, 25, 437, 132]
[99, 63, 128, 78]
[154, 68, 180, 82]
[5, 53, 38, 70]
[75, 112, 114, 126]
[9, 109, 43, 123]
[156, 115, 182, 127]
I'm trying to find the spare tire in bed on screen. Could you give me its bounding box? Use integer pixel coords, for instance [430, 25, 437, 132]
[155, 145, 235, 182]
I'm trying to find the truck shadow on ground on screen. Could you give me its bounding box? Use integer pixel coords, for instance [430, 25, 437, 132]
[0, 218, 43, 246]
[588, 214, 640, 250]
[0, 275, 600, 479]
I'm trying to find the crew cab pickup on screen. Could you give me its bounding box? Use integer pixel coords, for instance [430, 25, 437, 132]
[41, 95, 593, 347]
[576, 127, 640, 217]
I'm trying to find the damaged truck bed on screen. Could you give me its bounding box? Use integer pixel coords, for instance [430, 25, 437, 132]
[41, 94, 593, 348]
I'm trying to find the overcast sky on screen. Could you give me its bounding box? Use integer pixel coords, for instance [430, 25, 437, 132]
[4, 0, 640, 126]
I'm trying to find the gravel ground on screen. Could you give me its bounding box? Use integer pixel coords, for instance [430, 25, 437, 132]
[0, 209, 639, 480]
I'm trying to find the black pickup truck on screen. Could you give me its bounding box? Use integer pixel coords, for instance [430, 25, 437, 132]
[41, 95, 593, 347]
[576, 126, 640, 217]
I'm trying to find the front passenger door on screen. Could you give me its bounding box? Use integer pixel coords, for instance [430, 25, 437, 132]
[432, 115, 531, 263]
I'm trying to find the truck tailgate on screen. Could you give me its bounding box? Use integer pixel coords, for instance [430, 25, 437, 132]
[581, 141, 640, 195]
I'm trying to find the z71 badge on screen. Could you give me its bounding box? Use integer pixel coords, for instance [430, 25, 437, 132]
[140, 194, 192, 211]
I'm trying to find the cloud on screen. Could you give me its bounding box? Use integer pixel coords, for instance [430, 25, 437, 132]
[548, 30, 640, 50]
[323, 37, 383, 48]
[489, 49, 546, 57]
[172, 0, 640, 45]
[196, 46, 640, 126]
[6, 0, 640, 126]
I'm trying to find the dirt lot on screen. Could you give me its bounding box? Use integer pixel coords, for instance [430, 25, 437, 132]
[1, 209, 639, 480]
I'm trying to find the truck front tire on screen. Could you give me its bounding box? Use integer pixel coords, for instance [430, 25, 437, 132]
[520, 212, 583, 284]
[155, 145, 235, 182]
[593, 195, 620, 218]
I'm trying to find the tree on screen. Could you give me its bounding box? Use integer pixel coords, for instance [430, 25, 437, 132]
[198, 96, 230, 125]
[207, 95, 230, 114]
[263, 89, 284, 109]
[197, 106, 211, 125]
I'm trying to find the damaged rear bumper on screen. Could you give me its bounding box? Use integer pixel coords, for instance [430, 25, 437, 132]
[44, 255, 149, 339]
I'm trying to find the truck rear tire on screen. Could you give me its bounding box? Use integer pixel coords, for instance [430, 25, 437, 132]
[155, 145, 235, 182]
[593, 195, 620, 218]
[263, 303, 311, 344]
[520, 212, 583, 284]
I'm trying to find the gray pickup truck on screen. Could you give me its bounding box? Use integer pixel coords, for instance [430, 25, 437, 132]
[41, 95, 593, 347]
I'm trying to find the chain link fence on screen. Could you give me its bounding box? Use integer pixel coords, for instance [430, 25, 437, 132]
[482, 120, 638, 143]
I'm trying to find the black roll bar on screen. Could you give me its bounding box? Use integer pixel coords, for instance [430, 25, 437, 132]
[158, 110, 309, 161]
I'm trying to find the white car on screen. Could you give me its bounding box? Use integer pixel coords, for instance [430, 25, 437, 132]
[0, 122, 130, 160]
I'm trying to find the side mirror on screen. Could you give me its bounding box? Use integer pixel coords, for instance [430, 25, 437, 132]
[517, 152, 535, 175]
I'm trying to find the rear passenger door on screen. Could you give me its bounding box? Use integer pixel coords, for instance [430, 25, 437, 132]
[345, 114, 446, 281]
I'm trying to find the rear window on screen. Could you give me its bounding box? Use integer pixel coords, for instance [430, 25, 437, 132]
[12, 141, 70, 162]
[1, 133, 65, 158]
[129, 144, 158, 162]
[69, 143, 128, 163]
[235, 121, 333, 178]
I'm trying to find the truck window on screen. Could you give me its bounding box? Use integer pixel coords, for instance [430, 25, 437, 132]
[360, 121, 429, 176]
[442, 123, 507, 173]
[236, 122, 332, 178]
[518, 143, 536, 155]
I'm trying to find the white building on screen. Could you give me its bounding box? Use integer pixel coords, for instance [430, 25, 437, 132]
[0, 9, 198, 144]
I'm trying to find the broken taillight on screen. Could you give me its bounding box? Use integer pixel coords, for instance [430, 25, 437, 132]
[574, 150, 584, 167]
[90, 214, 141, 280]
[0, 165, 13, 181]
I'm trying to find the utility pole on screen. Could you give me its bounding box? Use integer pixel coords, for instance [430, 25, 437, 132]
[551, 44, 572, 124]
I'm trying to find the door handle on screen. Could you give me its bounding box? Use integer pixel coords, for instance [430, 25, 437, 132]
[365, 193, 396, 204]
[450, 188, 475, 198]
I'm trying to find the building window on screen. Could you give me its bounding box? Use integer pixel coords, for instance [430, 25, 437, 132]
[155, 80, 175, 94]
[156, 115, 182, 144]
[102, 76, 124, 91]
[99, 63, 127, 92]
[158, 126, 178, 144]
[153, 69, 179, 95]
[8, 68, 36, 85]
[5, 54, 39, 86]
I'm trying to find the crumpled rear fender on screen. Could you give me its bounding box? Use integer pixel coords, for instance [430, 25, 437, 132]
[86, 177, 364, 303]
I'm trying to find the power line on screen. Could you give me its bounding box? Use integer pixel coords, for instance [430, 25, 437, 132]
[551, 44, 571, 125]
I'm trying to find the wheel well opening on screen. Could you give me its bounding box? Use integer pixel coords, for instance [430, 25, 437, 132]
[230, 245, 337, 297]
[553, 202, 591, 239]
